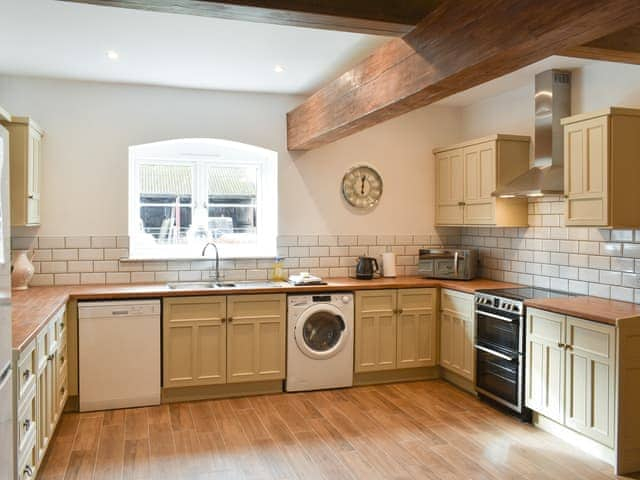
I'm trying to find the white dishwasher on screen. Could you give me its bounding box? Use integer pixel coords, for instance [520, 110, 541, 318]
[79, 299, 161, 412]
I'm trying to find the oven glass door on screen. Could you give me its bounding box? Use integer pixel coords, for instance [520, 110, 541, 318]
[476, 309, 521, 353]
[475, 347, 519, 407]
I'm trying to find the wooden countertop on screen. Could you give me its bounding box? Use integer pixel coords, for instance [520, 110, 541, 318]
[525, 297, 640, 326]
[11, 276, 520, 350]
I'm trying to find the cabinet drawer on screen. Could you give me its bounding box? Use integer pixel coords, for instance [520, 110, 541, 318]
[57, 340, 68, 380]
[567, 316, 613, 358]
[54, 306, 67, 343]
[17, 387, 37, 455]
[17, 434, 37, 480]
[441, 289, 473, 316]
[528, 308, 564, 342]
[17, 342, 36, 403]
[57, 369, 69, 414]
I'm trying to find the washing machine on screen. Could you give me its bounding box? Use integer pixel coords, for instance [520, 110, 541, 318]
[286, 293, 354, 392]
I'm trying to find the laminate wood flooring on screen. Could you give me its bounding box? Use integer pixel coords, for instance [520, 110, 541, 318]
[38, 380, 636, 479]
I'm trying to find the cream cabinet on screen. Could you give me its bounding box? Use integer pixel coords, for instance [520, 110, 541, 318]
[355, 288, 436, 373]
[0, 116, 43, 226]
[163, 296, 227, 388]
[526, 308, 565, 423]
[227, 294, 286, 383]
[434, 135, 530, 227]
[562, 107, 640, 227]
[163, 294, 286, 389]
[525, 308, 616, 448]
[435, 148, 464, 225]
[13, 305, 67, 479]
[439, 289, 474, 381]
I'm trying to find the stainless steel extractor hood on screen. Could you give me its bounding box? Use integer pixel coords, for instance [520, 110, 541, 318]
[492, 70, 571, 198]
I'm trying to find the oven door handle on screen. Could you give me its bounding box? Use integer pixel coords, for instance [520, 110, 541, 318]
[475, 344, 515, 361]
[477, 310, 516, 323]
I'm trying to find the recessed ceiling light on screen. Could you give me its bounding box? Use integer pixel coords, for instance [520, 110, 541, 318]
[273, 64, 285, 73]
[106, 50, 119, 61]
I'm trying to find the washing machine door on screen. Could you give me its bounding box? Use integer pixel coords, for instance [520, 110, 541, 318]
[294, 304, 349, 360]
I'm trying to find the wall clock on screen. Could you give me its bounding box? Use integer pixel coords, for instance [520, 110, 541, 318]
[341, 165, 383, 209]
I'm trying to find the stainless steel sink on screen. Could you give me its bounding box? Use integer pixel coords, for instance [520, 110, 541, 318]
[167, 280, 288, 290]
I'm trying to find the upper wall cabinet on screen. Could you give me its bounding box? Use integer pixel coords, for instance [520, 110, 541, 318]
[434, 134, 530, 227]
[562, 107, 640, 228]
[0, 117, 44, 226]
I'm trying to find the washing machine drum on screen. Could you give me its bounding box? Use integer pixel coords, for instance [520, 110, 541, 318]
[294, 304, 349, 360]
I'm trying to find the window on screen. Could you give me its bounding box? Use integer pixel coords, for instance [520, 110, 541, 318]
[128, 139, 277, 259]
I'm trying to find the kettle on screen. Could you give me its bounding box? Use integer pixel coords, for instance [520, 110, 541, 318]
[356, 256, 379, 280]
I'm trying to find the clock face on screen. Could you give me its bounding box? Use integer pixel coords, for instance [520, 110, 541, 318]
[341, 165, 383, 208]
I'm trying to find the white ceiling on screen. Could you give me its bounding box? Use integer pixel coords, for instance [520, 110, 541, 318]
[0, 0, 390, 95]
[0, 2, 616, 105]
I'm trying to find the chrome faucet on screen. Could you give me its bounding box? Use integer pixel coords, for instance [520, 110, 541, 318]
[202, 241, 220, 283]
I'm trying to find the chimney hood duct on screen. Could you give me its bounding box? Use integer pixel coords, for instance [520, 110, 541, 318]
[492, 70, 571, 198]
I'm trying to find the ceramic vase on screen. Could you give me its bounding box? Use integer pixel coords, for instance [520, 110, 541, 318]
[12, 250, 34, 290]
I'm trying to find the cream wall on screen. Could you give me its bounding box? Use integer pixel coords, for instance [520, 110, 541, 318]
[0, 75, 462, 236]
[460, 61, 640, 141]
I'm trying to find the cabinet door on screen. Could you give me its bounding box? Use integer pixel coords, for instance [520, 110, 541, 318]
[35, 328, 55, 462]
[397, 289, 436, 368]
[565, 116, 609, 226]
[463, 141, 496, 224]
[525, 308, 565, 423]
[440, 289, 474, 381]
[435, 149, 464, 225]
[355, 290, 397, 372]
[564, 317, 616, 447]
[163, 296, 227, 387]
[226, 294, 286, 383]
[26, 127, 41, 225]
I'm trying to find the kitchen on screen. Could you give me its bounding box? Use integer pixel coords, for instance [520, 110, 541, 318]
[2, 0, 640, 479]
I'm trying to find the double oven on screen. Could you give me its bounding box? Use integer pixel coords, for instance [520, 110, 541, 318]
[474, 287, 578, 420]
[474, 290, 527, 417]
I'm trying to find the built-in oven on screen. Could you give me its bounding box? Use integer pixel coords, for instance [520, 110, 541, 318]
[474, 292, 528, 419]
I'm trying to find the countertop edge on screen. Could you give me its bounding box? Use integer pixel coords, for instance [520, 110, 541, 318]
[12, 277, 518, 350]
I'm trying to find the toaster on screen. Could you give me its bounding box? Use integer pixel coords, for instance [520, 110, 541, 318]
[418, 249, 478, 280]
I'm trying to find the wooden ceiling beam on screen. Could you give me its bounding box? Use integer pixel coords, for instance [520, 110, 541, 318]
[286, 0, 640, 151]
[59, 0, 441, 35]
[562, 25, 640, 65]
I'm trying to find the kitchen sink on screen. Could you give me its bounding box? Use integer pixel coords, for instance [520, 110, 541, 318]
[167, 281, 288, 290]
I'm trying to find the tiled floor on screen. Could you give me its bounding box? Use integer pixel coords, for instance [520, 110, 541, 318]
[39, 380, 632, 479]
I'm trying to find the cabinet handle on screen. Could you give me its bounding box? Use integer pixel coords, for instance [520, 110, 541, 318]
[60, 322, 65, 330]
[221, 317, 226, 323]
[557, 342, 566, 348]
[23, 369, 30, 381]
[23, 465, 33, 478]
[60, 355, 65, 363]
[47, 354, 54, 362]
[228, 317, 233, 323]
[60, 386, 65, 395]
[458, 201, 466, 206]
[565, 344, 573, 351]
[563, 194, 569, 199]
[398, 308, 404, 314]
[23, 419, 31, 432]
[28, 195, 34, 199]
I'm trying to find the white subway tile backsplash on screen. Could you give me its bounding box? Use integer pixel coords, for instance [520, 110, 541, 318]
[12, 237, 37, 250]
[317, 235, 338, 246]
[589, 283, 610, 299]
[67, 261, 93, 273]
[81, 273, 106, 285]
[612, 230, 633, 242]
[588, 256, 610, 270]
[106, 272, 130, 284]
[78, 249, 104, 260]
[155, 271, 178, 282]
[91, 236, 117, 248]
[338, 235, 358, 246]
[65, 236, 91, 248]
[39, 237, 65, 249]
[52, 249, 78, 261]
[611, 257, 635, 273]
[40, 262, 67, 274]
[288, 247, 309, 257]
[277, 235, 298, 247]
[623, 243, 640, 258]
[131, 272, 155, 283]
[179, 271, 201, 282]
[31, 274, 54, 286]
[33, 250, 52, 262]
[599, 270, 622, 286]
[611, 286, 634, 302]
[309, 247, 329, 257]
[54, 273, 80, 285]
[298, 235, 318, 246]
[104, 248, 128, 260]
[93, 260, 120, 272]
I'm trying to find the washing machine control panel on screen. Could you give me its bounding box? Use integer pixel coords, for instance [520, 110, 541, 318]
[288, 293, 354, 307]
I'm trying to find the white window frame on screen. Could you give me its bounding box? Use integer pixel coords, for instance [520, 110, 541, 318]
[128, 138, 277, 259]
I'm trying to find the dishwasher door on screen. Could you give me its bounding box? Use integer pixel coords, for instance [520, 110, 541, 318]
[79, 299, 161, 412]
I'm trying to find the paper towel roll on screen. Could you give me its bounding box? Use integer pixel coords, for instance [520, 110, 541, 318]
[381, 252, 396, 277]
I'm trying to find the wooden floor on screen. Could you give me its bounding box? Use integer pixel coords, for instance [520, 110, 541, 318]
[39, 380, 634, 480]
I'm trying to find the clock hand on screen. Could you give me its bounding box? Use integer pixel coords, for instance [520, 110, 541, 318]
[361, 175, 366, 195]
